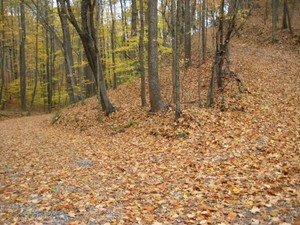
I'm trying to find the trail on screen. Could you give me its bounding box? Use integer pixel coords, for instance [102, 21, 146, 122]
[0, 42, 299, 224]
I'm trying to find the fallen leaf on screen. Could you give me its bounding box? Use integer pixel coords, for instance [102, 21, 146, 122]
[68, 211, 76, 218]
[250, 206, 260, 214]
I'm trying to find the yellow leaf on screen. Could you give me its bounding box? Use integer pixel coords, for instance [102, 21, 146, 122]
[232, 186, 240, 194]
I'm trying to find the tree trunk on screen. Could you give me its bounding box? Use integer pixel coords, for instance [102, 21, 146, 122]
[148, 0, 163, 112]
[19, 0, 26, 111]
[197, 3, 202, 107]
[45, 1, 52, 113]
[172, 0, 181, 119]
[282, 0, 293, 34]
[0, 0, 5, 108]
[202, 0, 207, 63]
[28, 1, 39, 116]
[184, 0, 191, 68]
[217, 0, 225, 89]
[95, 0, 103, 122]
[58, 0, 115, 115]
[264, 0, 268, 24]
[282, 0, 287, 29]
[108, 0, 117, 89]
[57, 0, 79, 104]
[131, 0, 137, 37]
[139, 0, 146, 107]
[130, 0, 138, 58]
[120, 0, 128, 61]
[272, 0, 278, 42]
[290, 0, 296, 24]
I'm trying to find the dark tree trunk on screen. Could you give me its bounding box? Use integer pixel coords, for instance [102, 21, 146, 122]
[282, 0, 288, 29]
[184, 0, 192, 68]
[282, 0, 293, 34]
[148, 0, 163, 112]
[45, 1, 52, 113]
[172, 0, 181, 119]
[139, 0, 146, 107]
[57, 0, 79, 104]
[272, 0, 278, 42]
[0, 0, 4, 108]
[217, 0, 225, 88]
[207, 0, 239, 108]
[19, 0, 26, 111]
[131, 0, 138, 37]
[28, 1, 39, 116]
[108, 0, 117, 89]
[197, 3, 202, 107]
[202, 0, 207, 63]
[58, 0, 115, 115]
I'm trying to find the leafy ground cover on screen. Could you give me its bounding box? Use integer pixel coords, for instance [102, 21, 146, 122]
[1, 7, 300, 225]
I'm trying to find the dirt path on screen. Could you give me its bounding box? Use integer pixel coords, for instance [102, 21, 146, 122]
[0, 42, 299, 224]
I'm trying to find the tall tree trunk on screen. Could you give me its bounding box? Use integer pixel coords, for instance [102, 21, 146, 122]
[184, 0, 191, 68]
[191, 0, 197, 31]
[45, 1, 52, 113]
[131, 0, 137, 37]
[139, 0, 146, 107]
[130, 0, 138, 58]
[290, 0, 296, 24]
[282, 0, 293, 34]
[120, 0, 128, 61]
[58, 0, 115, 115]
[11, 9, 18, 80]
[264, 0, 268, 24]
[272, 0, 278, 42]
[148, 0, 163, 112]
[217, 0, 225, 88]
[28, 1, 39, 116]
[282, 0, 288, 29]
[108, 0, 117, 89]
[19, 0, 26, 111]
[172, 0, 181, 119]
[197, 4, 202, 107]
[95, 0, 103, 122]
[0, 0, 5, 108]
[50, 26, 55, 108]
[57, 0, 79, 104]
[202, 0, 207, 63]
[207, 0, 225, 107]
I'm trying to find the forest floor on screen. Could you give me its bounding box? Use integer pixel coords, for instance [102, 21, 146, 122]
[1, 9, 300, 225]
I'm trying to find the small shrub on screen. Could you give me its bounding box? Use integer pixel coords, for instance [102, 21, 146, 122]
[124, 119, 136, 128]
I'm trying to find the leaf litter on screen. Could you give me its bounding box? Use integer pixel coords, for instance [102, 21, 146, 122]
[1, 7, 300, 225]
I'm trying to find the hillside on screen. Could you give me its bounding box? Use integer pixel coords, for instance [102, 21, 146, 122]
[0, 2, 299, 224]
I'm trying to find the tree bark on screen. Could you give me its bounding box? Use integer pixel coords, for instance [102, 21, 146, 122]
[139, 0, 146, 107]
[58, 0, 115, 115]
[148, 0, 163, 112]
[202, 0, 207, 63]
[45, 1, 52, 113]
[19, 0, 26, 111]
[184, 0, 191, 68]
[57, 0, 79, 104]
[0, 0, 5, 108]
[108, 0, 117, 89]
[282, 0, 288, 29]
[272, 0, 278, 42]
[28, 1, 39, 116]
[197, 3, 202, 107]
[172, 0, 181, 119]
